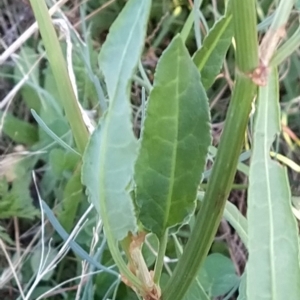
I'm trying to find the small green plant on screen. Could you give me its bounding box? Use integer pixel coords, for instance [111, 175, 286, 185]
[4, 0, 300, 299]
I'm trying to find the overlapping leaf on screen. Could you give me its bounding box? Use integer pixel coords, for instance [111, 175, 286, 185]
[193, 14, 233, 90]
[82, 0, 152, 241]
[135, 35, 211, 238]
[247, 68, 300, 299]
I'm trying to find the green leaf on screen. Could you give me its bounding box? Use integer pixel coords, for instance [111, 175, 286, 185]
[135, 35, 211, 238]
[0, 111, 38, 145]
[142, 233, 159, 267]
[30, 247, 58, 281]
[31, 110, 79, 156]
[247, 68, 300, 299]
[0, 174, 38, 219]
[0, 225, 14, 245]
[82, 0, 152, 241]
[58, 170, 83, 232]
[14, 46, 41, 112]
[201, 253, 239, 297]
[193, 14, 233, 90]
[237, 273, 246, 300]
[49, 148, 79, 178]
[183, 275, 210, 300]
[185, 253, 238, 299]
[223, 201, 248, 247]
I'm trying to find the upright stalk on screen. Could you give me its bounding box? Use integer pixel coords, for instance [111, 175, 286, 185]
[29, 0, 89, 154]
[162, 1, 259, 299]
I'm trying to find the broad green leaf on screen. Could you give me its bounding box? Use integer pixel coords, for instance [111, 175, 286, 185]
[0, 170, 38, 219]
[0, 111, 38, 145]
[193, 14, 233, 90]
[247, 68, 300, 299]
[49, 148, 79, 178]
[135, 35, 211, 238]
[185, 253, 238, 299]
[201, 253, 239, 297]
[82, 0, 152, 241]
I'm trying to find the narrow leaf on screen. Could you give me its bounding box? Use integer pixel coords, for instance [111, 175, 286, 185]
[223, 201, 248, 247]
[247, 68, 300, 299]
[135, 35, 211, 238]
[58, 170, 83, 232]
[31, 110, 80, 156]
[82, 0, 152, 241]
[193, 14, 233, 90]
[41, 201, 118, 276]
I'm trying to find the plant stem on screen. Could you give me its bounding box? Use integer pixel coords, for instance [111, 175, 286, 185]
[29, 0, 89, 154]
[162, 0, 259, 299]
[153, 229, 168, 284]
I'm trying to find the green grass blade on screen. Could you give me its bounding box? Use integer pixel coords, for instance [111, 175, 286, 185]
[31, 110, 80, 156]
[41, 201, 118, 277]
[29, 0, 89, 154]
[223, 201, 248, 247]
[193, 13, 233, 90]
[247, 68, 300, 299]
[82, 0, 152, 290]
[135, 35, 211, 238]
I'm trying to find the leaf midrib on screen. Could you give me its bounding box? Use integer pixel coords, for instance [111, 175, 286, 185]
[163, 46, 181, 233]
[262, 84, 276, 298]
[99, 0, 146, 226]
[109, 2, 145, 104]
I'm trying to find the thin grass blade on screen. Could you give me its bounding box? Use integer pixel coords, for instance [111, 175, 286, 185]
[29, 0, 89, 154]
